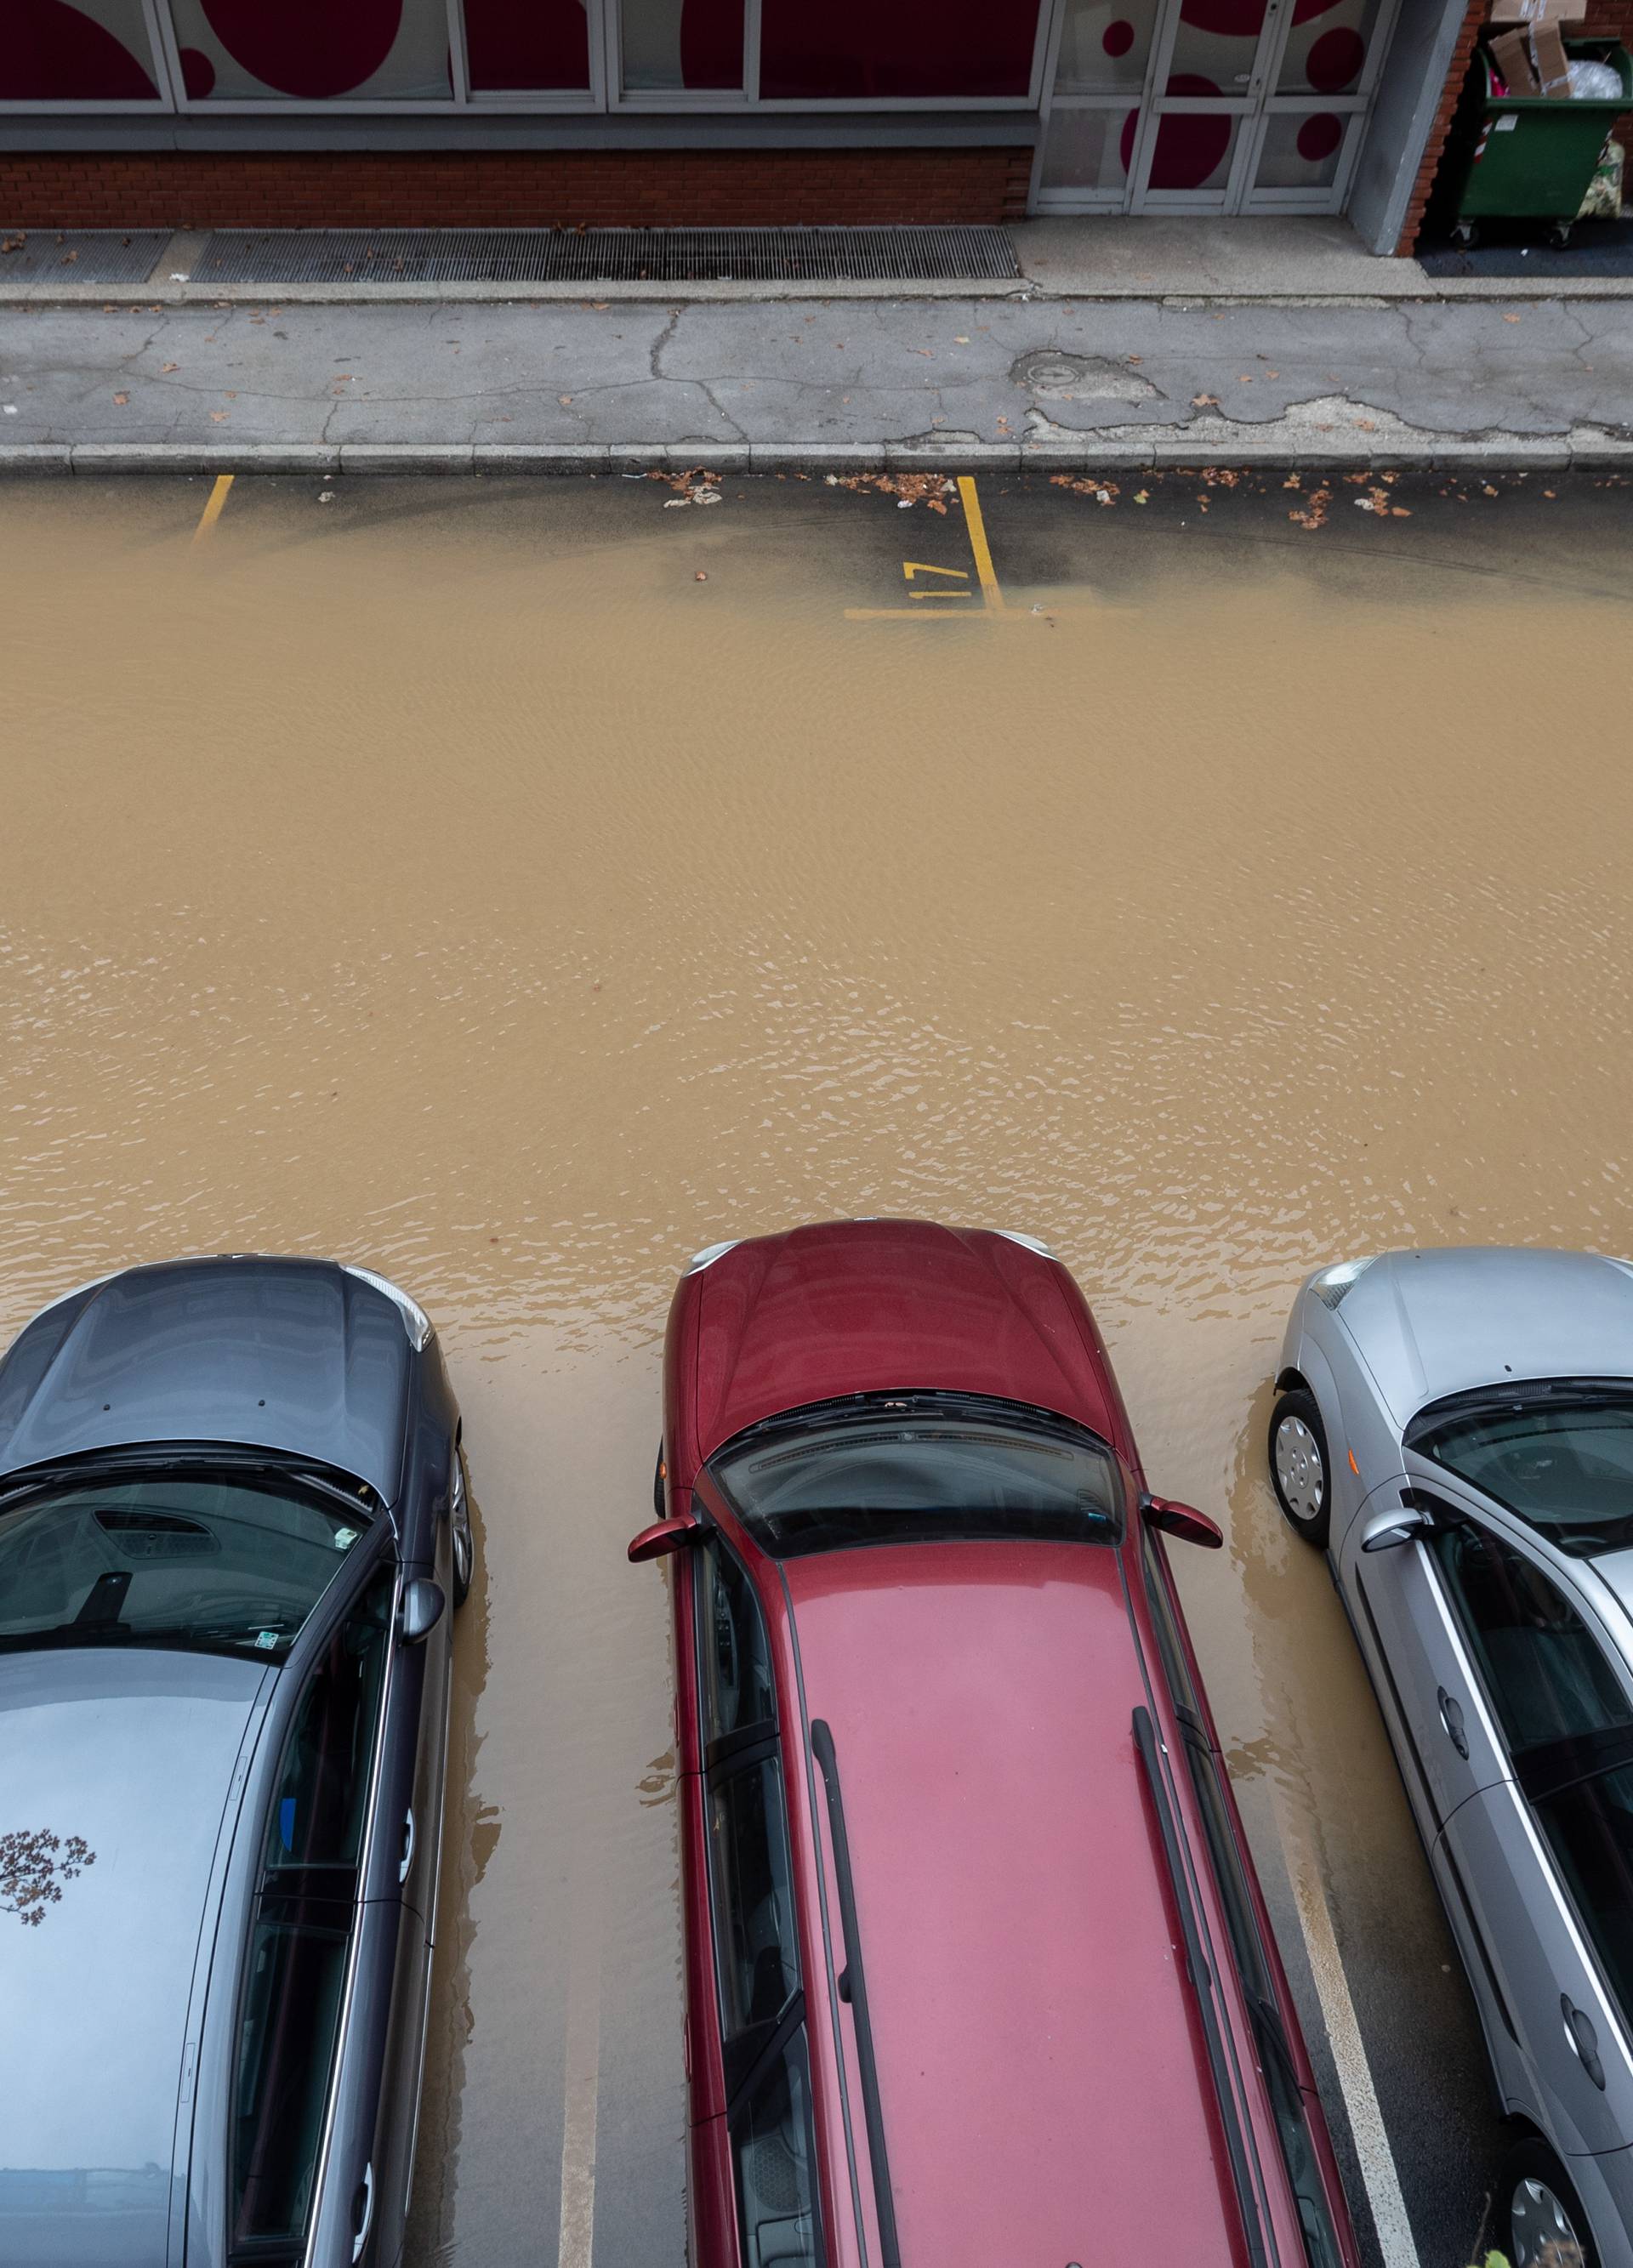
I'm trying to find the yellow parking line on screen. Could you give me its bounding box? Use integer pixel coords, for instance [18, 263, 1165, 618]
[191, 474, 234, 545]
[957, 475, 1004, 611]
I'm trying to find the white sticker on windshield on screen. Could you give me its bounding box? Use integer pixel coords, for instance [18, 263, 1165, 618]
[334, 1526, 359, 1551]
[255, 1630, 280, 1650]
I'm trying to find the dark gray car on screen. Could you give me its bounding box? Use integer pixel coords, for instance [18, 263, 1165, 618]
[0, 1255, 474, 2268]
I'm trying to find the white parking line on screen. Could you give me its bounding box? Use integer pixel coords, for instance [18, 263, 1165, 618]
[557, 1896, 602, 2268]
[1286, 1839, 1423, 2268]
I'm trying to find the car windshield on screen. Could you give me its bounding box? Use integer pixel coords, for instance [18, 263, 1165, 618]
[0, 1467, 369, 1660]
[708, 1393, 1123, 1559]
[1407, 1384, 1633, 1556]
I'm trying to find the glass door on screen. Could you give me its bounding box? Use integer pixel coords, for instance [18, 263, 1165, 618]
[1034, 0, 1401, 214]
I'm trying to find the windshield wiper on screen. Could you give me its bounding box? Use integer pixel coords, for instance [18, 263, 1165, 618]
[811, 1719, 901, 2268]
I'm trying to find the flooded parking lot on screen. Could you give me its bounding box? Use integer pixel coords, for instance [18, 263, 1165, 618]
[3, 466, 1632, 2268]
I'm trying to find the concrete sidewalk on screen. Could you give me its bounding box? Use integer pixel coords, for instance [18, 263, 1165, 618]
[4, 293, 1631, 471]
[5, 217, 1633, 309]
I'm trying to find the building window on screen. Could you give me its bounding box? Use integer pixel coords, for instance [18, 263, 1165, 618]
[758, 0, 1043, 99]
[3, 0, 163, 101]
[620, 0, 743, 93]
[164, 0, 453, 100]
[465, 0, 593, 93]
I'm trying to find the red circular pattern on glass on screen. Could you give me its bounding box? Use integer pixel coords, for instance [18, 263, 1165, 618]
[1296, 111, 1345, 161]
[179, 44, 216, 97]
[198, 0, 402, 97]
[1, 0, 158, 99]
[1102, 18, 1136, 55]
[1305, 25, 1363, 89]
[1121, 77, 1232, 190]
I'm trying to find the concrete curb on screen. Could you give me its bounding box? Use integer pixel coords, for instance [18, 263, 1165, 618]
[5, 276, 1633, 309]
[4, 434, 1630, 474]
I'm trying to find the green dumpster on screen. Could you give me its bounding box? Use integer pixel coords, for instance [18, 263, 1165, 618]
[1447, 38, 1631, 245]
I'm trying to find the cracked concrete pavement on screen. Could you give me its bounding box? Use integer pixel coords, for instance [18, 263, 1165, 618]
[3, 293, 1632, 468]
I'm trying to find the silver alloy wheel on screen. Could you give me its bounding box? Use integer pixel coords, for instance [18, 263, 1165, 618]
[1274, 1414, 1326, 1524]
[1511, 2173, 1587, 2266]
[453, 1501, 474, 1595]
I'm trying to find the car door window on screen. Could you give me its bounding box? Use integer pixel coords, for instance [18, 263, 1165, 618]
[232, 1566, 395, 2259]
[708, 1754, 799, 2089]
[732, 2022, 822, 2268]
[1428, 1521, 1632, 1757]
[1530, 1762, 1633, 2016]
[697, 1535, 777, 1755]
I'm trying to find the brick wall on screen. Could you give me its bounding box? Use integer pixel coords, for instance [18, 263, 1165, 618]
[1403, 0, 1633, 247]
[0, 145, 1035, 230]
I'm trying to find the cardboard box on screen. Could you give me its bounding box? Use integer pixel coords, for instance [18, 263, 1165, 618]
[1529, 18, 1574, 91]
[1489, 25, 1540, 89]
[1488, 0, 1583, 27]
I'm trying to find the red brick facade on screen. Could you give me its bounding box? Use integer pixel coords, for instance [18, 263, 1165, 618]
[1403, 0, 1633, 247]
[0, 145, 1035, 230]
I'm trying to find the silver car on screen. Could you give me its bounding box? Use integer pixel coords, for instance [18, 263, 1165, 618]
[0, 1256, 475, 2268]
[1270, 1246, 1633, 2268]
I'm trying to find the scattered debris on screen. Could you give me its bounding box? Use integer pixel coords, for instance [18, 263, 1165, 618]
[824, 473, 956, 514]
[694, 570, 708, 581]
[1289, 486, 1332, 531]
[648, 466, 725, 505]
[1050, 475, 1120, 505]
[111, 392, 128, 406]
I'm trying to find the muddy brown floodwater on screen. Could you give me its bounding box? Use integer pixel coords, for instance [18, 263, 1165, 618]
[3, 471, 1632, 2268]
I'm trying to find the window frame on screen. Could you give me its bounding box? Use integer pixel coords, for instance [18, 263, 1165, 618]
[1, 0, 1051, 116]
[225, 1550, 401, 2266]
[690, 1519, 825, 2265]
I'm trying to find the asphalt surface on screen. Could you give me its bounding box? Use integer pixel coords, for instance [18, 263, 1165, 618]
[3, 294, 1633, 469]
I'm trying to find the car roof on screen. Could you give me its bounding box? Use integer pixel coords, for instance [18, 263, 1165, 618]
[0, 1257, 413, 1504]
[689, 1219, 1125, 1463]
[0, 1648, 269, 2268]
[1336, 1246, 1633, 1424]
[778, 1538, 1248, 2260]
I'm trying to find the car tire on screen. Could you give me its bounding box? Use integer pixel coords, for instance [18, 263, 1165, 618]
[1268, 1387, 1332, 1549]
[1504, 2135, 1600, 2268]
[451, 1446, 475, 1611]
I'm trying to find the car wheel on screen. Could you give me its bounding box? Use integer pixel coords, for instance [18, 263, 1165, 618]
[1505, 2136, 1599, 2268]
[451, 1447, 475, 1611]
[1268, 1387, 1332, 1549]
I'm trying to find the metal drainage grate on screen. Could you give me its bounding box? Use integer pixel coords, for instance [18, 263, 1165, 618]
[0, 229, 168, 285]
[194, 225, 1020, 286]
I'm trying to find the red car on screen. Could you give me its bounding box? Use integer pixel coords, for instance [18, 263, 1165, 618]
[629, 1218, 1359, 2268]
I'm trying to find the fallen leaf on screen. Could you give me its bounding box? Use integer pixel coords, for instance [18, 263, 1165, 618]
[60, 248, 78, 264]
[558, 393, 573, 405]
[1502, 312, 1522, 323]
[1127, 355, 1142, 364]
[1133, 489, 1149, 503]
[210, 410, 228, 422]
[592, 300, 608, 310]
[910, 348, 934, 357]
[1266, 368, 1279, 378]
[1390, 506, 1412, 516]
[694, 570, 708, 581]
[111, 391, 128, 405]
[1192, 394, 1218, 407]
[1238, 374, 1254, 384]
[1355, 418, 1377, 431]
[162, 361, 179, 372]
[954, 335, 970, 344]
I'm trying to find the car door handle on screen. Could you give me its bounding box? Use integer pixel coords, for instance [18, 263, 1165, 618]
[1562, 1995, 1607, 2089]
[398, 1807, 415, 1884]
[1437, 1687, 1470, 1760]
[352, 2162, 374, 2262]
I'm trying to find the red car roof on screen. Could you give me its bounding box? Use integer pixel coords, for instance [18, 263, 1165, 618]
[681, 1219, 1129, 1470]
[781, 1538, 1250, 2263]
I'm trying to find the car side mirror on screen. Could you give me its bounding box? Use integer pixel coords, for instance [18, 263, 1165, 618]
[1143, 1496, 1225, 1550]
[400, 1577, 447, 1644]
[628, 1515, 701, 1565]
[1360, 1507, 1431, 1554]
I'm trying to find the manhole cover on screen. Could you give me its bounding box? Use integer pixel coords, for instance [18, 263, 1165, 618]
[1011, 350, 1158, 401]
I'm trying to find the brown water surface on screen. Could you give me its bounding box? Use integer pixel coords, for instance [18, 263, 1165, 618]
[3, 473, 1630, 2267]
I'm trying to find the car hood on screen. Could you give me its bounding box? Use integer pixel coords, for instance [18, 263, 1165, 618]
[1335, 1247, 1633, 1425]
[691, 1219, 1119, 1459]
[782, 1542, 1245, 2259]
[0, 1648, 270, 2268]
[0, 1258, 413, 1504]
